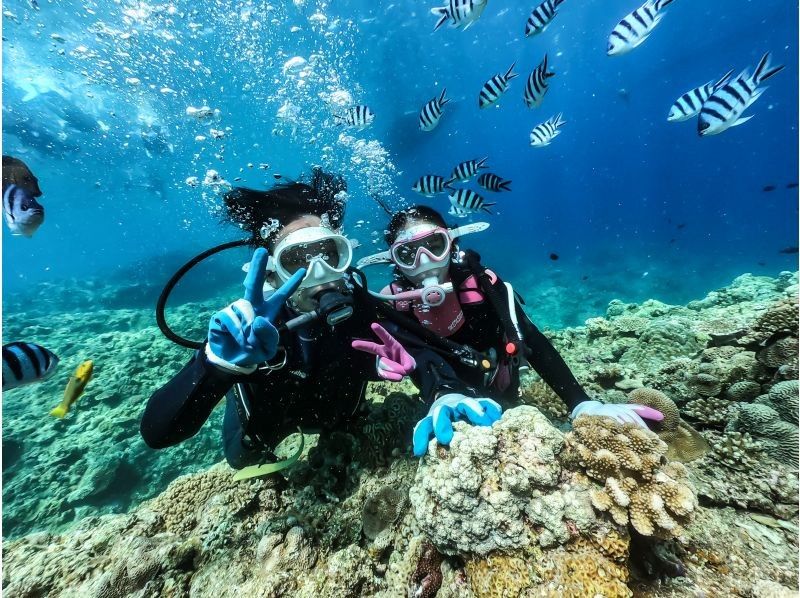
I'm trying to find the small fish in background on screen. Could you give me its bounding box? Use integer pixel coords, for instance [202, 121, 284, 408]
[412, 175, 454, 196]
[431, 0, 488, 32]
[699, 52, 784, 136]
[607, 0, 676, 56]
[273, 174, 283, 180]
[479, 62, 518, 109]
[334, 105, 375, 129]
[529, 113, 566, 147]
[763, 185, 777, 192]
[2, 342, 59, 391]
[667, 69, 734, 122]
[448, 188, 495, 215]
[549, 253, 559, 260]
[50, 360, 94, 418]
[677, 223, 686, 229]
[581, 275, 589, 280]
[419, 88, 451, 131]
[2, 155, 45, 237]
[779, 246, 799, 254]
[524, 54, 555, 109]
[524, 0, 566, 37]
[758, 261, 767, 266]
[478, 173, 512, 192]
[450, 157, 489, 182]
[787, 182, 799, 189]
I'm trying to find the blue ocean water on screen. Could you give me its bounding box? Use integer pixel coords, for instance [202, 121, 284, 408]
[3, 0, 797, 328]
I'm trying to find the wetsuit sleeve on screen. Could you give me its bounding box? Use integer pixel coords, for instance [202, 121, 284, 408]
[409, 347, 480, 405]
[140, 347, 244, 448]
[514, 301, 592, 411]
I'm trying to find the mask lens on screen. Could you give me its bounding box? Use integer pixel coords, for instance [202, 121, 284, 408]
[393, 231, 449, 266]
[279, 239, 342, 274]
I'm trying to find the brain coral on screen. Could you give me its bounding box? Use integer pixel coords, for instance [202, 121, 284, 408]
[729, 403, 799, 467]
[767, 380, 799, 425]
[725, 381, 762, 402]
[409, 406, 595, 555]
[563, 416, 697, 539]
[757, 336, 798, 369]
[741, 297, 799, 345]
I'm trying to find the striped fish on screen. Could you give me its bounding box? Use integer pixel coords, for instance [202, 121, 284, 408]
[699, 52, 785, 137]
[450, 157, 489, 182]
[2, 342, 59, 391]
[448, 189, 495, 216]
[419, 88, 451, 131]
[525, 0, 566, 37]
[448, 204, 473, 218]
[607, 0, 675, 56]
[524, 54, 555, 108]
[431, 0, 488, 32]
[529, 113, 566, 147]
[412, 175, 454, 196]
[478, 173, 512, 192]
[334, 105, 375, 129]
[668, 69, 735, 122]
[479, 63, 518, 109]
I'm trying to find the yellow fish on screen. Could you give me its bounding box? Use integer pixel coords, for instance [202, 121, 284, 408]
[50, 360, 93, 418]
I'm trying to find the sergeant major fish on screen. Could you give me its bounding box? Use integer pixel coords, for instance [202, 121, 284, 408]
[667, 69, 735, 122]
[524, 0, 566, 37]
[50, 360, 94, 418]
[2, 155, 45, 237]
[450, 157, 489, 182]
[449, 188, 495, 216]
[2, 342, 59, 391]
[412, 175, 454, 196]
[529, 113, 566, 147]
[431, 0, 488, 32]
[478, 173, 512, 192]
[607, 0, 676, 56]
[698, 52, 785, 136]
[479, 62, 518, 109]
[524, 54, 555, 108]
[334, 105, 375, 129]
[419, 88, 450, 131]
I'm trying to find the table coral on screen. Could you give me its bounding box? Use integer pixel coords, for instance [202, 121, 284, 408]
[564, 416, 698, 539]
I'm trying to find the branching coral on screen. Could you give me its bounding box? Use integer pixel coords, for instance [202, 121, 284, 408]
[706, 431, 764, 471]
[682, 398, 736, 427]
[564, 416, 697, 539]
[519, 379, 568, 419]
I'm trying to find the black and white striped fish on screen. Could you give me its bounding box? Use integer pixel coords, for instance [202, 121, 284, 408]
[334, 105, 375, 129]
[524, 54, 555, 108]
[2, 342, 59, 391]
[419, 89, 451, 131]
[450, 157, 489, 182]
[478, 173, 512, 192]
[479, 63, 518, 109]
[431, 0, 488, 32]
[412, 175, 454, 196]
[667, 69, 735, 122]
[448, 189, 495, 216]
[524, 0, 566, 37]
[607, 0, 675, 56]
[529, 113, 566, 147]
[698, 53, 785, 137]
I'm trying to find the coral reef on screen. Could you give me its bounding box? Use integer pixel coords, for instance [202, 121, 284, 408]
[518, 377, 568, 419]
[682, 397, 736, 427]
[361, 486, 407, 541]
[563, 416, 698, 539]
[727, 403, 799, 468]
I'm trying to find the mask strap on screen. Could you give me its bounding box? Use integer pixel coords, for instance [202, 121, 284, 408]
[449, 222, 490, 239]
[356, 251, 392, 268]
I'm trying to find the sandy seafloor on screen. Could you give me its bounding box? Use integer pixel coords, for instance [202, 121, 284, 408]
[1, 270, 798, 597]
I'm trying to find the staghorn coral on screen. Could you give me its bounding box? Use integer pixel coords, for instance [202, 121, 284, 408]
[627, 387, 709, 462]
[728, 403, 799, 467]
[682, 397, 736, 427]
[519, 379, 568, 419]
[534, 540, 631, 598]
[361, 486, 407, 541]
[564, 416, 697, 539]
[726, 381, 762, 402]
[465, 552, 533, 598]
[741, 297, 799, 345]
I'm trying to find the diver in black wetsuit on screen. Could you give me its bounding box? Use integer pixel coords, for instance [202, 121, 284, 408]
[140, 172, 502, 468]
[357, 206, 665, 456]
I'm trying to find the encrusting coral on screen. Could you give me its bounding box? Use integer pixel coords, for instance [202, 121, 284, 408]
[563, 416, 698, 539]
[627, 388, 709, 462]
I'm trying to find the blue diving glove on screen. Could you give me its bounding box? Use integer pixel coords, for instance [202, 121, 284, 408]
[206, 247, 306, 374]
[412, 393, 503, 457]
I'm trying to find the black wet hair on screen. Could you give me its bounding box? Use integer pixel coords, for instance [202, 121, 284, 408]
[385, 205, 449, 246]
[223, 167, 347, 248]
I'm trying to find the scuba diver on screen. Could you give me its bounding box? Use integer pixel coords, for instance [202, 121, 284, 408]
[141, 171, 500, 468]
[356, 205, 664, 456]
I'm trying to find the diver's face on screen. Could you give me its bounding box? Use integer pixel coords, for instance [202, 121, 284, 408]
[266, 215, 321, 302]
[395, 218, 451, 285]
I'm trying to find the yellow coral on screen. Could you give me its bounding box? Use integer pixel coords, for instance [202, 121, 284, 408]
[534, 541, 631, 598]
[465, 553, 533, 598]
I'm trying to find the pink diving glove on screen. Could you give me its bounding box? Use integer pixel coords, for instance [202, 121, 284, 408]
[352, 323, 416, 382]
[570, 400, 664, 429]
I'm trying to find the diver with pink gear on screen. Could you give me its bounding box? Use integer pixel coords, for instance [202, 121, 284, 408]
[354, 205, 663, 456]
